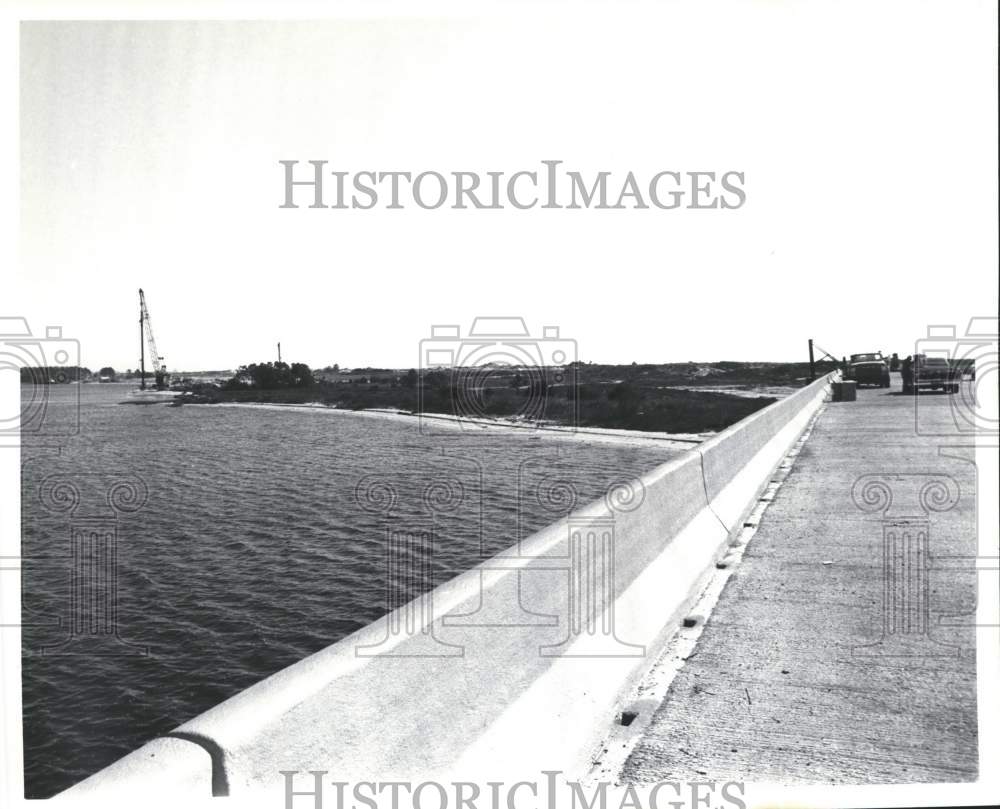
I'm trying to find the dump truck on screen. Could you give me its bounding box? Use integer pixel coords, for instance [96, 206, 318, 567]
[901, 354, 958, 394]
[847, 352, 891, 388]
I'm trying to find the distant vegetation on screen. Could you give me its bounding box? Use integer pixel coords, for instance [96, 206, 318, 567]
[178, 359, 838, 434]
[19, 366, 151, 383]
[574, 360, 835, 389]
[20, 366, 91, 383]
[225, 362, 315, 390]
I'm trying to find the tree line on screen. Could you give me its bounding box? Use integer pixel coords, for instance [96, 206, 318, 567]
[19, 366, 140, 383]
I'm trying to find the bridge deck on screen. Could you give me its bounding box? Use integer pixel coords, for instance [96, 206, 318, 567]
[623, 377, 979, 783]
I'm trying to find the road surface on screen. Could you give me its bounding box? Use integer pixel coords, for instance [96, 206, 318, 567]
[623, 375, 979, 784]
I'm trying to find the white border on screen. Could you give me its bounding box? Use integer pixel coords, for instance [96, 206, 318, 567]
[2, 3, 997, 808]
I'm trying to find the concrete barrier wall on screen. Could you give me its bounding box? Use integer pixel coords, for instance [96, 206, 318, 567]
[701, 378, 823, 506]
[59, 374, 833, 801]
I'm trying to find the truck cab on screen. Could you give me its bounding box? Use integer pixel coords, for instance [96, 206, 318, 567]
[847, 352, 891, 388]
[901, 354, 958, 395]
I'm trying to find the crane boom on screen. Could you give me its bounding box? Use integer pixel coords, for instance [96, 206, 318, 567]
[138, 288, 168, 390]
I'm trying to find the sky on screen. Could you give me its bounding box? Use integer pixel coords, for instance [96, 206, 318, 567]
[13, 5, 999, 372]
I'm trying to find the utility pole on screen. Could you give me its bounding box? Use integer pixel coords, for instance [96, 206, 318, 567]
[808, 338, 816, 382]
[277, 342, 282, 364]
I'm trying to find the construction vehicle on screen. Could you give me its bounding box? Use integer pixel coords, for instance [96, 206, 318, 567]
[138, 288, 169, 390]
[901, 354, 958, 395]
[846, 352, 891, 388]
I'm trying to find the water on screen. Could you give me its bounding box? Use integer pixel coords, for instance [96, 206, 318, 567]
[19, 383, 681, 798]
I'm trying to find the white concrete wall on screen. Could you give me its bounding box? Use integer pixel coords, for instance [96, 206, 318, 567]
[59, 374, 833, 800]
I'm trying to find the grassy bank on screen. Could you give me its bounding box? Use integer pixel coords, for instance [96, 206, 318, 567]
[178, 361, 833, 434]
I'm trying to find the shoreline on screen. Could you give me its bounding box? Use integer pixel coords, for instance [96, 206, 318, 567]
[180, 399, 708, 449]
[664, 384, 800, 398]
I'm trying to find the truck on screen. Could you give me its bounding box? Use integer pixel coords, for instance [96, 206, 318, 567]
[847, 352, 891, 388]
[901, 354, 959, 394]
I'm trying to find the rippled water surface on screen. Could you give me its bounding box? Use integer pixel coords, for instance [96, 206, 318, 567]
[20, 384, 681, 797]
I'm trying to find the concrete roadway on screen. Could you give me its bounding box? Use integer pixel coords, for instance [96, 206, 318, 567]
[623, 375, 979, 784]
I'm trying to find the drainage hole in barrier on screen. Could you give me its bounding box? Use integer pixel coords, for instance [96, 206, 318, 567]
[716, 562, 730, 569]
[619, 711, 638, 727]
[682, 616, 701, 628]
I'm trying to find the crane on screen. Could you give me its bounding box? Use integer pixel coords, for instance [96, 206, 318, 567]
[138, 288, 168, 390]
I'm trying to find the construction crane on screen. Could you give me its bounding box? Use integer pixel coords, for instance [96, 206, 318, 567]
[138, 288, 169, 390]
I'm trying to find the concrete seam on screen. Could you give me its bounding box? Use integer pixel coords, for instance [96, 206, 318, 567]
[695, 375, 833, 536]
[695, 448, 731, 534]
